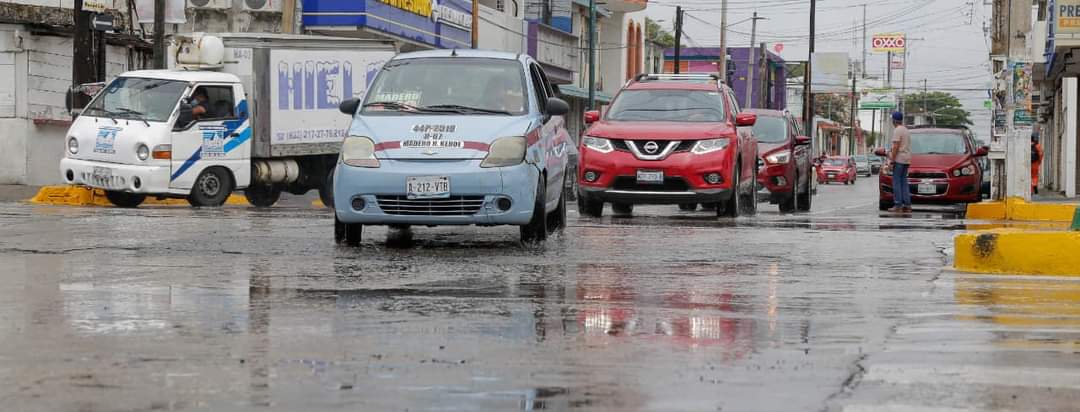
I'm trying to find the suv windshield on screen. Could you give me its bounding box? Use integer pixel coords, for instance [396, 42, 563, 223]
[911, 132, 968, 154]
[83, 77, 189, 122]
[362, 58, 528, 116]
[751, 116, 788, 143]
[606, 89, 727, 122]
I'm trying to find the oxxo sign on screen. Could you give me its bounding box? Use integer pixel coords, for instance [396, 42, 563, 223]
[872, 33, 905, 52]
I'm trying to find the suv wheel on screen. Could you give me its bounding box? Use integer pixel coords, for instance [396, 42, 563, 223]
[719, 163, 740, 218]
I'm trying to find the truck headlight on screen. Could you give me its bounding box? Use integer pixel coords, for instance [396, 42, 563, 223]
[136, 144, 150, 161]
[481, 136, 526, 168]
[67, 137, 79, 155]
[765, 150, 791, 164]
[582, 136, 613, 153]
[341, 136, 380, 168]
[691, 138, 730, 155]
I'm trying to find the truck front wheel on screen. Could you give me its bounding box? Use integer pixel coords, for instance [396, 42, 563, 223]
[244, 184, 281, 208]
[104, 191, 146, 208]
[188, 167, 234, 207]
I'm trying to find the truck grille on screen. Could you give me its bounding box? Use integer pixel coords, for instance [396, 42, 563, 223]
[376, 195, 485, 216]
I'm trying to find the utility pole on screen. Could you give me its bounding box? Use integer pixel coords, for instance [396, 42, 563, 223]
[885, 51, 892, 87]
[674, 6, 683, 74]
[718, 0, 728, 82]
[759, 42, 768, 109]
[850, 64, 857, 155]
[471, 0, 479, 48]
[588, 0, 596, 109]
[153, 0, 166, 69]
[803, 0, 817, 142]
[745, 11, 764, 108]
[72, 0, 96, 112]
[861, 4, 867, 78]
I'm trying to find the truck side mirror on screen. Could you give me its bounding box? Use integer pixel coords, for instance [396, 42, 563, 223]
[175, 103, 194, 130]
[340, 98, 361, 116]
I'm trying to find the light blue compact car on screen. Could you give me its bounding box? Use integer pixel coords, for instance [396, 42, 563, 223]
[332, 50, 573, 245]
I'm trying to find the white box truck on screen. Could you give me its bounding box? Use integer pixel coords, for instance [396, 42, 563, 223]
[59, 33, 396, 207]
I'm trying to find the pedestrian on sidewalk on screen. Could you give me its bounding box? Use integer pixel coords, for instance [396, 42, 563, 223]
[1031, 132, 1044, 195]
[887, 111, 912, 213]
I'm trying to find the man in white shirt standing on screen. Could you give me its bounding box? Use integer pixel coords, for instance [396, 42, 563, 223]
[887, 111, 912, 213]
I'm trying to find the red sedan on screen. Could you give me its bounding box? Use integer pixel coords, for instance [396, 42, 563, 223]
[816, 156, 857, 185]
[876, 127, 988, 210]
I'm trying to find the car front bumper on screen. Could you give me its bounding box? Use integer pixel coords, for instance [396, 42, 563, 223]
[879, 174, 982, 204]
[60, 157, 174, 194]
[756, 163, 796, 203]
[333, 159, 540, 226]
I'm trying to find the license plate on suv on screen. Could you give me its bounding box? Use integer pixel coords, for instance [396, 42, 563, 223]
[636, 170, 664, 184]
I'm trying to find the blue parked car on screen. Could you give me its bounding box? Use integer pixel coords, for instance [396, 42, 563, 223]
[333, 50, 573, 245]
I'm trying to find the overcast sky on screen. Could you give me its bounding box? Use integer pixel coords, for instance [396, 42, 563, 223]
[645, 0, 992, 140]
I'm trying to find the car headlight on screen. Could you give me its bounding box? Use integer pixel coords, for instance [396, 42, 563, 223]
[953, 164, 977, 176]
[341, 136, 380, 168]
[481, 136, 526, 168]
[583, 136, 613, 153]
[67, 137, 79, 155]
[136, 144, 150, 161]
[765, 150, 791, 164]
[691, 138, 730, 155]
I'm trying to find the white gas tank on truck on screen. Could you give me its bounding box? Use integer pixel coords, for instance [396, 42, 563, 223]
[59, 33, 396, 208]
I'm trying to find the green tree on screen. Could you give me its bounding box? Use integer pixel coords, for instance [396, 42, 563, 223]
[900, 91, 973, 127]
[813, 93, 852, 124]
[645, 18, 675, 48]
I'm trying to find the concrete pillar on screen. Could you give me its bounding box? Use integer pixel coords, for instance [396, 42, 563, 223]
[1067, 77, 1078, 197]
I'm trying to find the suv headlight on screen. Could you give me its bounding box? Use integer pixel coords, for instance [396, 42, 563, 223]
[691, 138, 730, 155]
[341, 136, 380, 168]
[136, 144, 150, 161]
[481, 136, 526, 168]
[67, 137, 79, 155]
[583, 136, 613, 153]
[765, 150, 791, 164]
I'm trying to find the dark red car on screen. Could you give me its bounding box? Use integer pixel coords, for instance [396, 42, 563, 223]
[748, 109, 813, 212]
[876, 127, 988, 210]
[577, 74, 759, 217]
[817, 156, 857, 185]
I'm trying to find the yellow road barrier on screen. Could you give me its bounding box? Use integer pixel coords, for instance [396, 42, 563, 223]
[967, 197, 1079, 222]
[955, 229, 1080, 276]
[29, 185, 249, 207]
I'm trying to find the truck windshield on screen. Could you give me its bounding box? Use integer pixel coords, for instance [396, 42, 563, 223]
[911, 132, 968, 154]
[606, 89, 727, 122]
[83, 77, 189, 122]
[751, 116, 788, 143]
[362, 58, 528, 116]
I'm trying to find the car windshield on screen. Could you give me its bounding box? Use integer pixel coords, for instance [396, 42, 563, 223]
[853, 155, 867, 162]
[362, 58, 527, 116]
[82, 77, 189, 122]
[751, 116, 788, 143]
[911, 132, 968, 154]
[824, 159, 847, 166]
[606, 89, 727, 122]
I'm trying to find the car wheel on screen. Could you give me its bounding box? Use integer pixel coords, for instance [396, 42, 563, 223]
[320, 169, 335, 210]
[244, 184, 281, 208]
[546, 188, 567, 234]
[740, 173, 757, 216]
[104, 191, 146, 208]
[879, 200, 891, 211]
[719, 163, 740, 218]
[678, 203, 697, 211]
[334, 215, 362, 245]
[578, 190, 603, 217]
[520, 177, 548, 243]
[778, 191, 796, 213]
[612, 203, 633, 216]
[187, 167, 234, 207]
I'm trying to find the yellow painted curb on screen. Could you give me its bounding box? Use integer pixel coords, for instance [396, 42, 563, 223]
[966, 197, 1079, 222]
[312, 199, 327, 209]
[29, 185, 249, 207]
[955, 229, 1080, 276]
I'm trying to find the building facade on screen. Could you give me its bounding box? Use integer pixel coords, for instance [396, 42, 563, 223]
[662, 46, 787, 111]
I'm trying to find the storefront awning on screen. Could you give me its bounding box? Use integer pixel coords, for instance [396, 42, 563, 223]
[557, 85, 613, 104]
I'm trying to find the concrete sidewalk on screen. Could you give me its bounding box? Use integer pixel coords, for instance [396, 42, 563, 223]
[0, 185, 41, 203]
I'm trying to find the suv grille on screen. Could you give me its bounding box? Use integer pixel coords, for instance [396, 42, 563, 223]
[376, 195, 485, 216]
[612, 176, 690, 192]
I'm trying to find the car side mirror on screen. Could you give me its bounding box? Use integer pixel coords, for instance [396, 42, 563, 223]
[339, 98, 361, 116]
[795, 135, 811, 146]
[735, 112, 757, 127]
[546, 97, 570, 116]
[175, 103, 194, 130]
[874, 148, 887, 157]
[975, 146, 989, 157]
[584, 110, 600, 124]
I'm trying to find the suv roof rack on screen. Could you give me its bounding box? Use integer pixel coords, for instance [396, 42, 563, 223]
[908, 124, 969, 130]
[633, 73, 721, 83]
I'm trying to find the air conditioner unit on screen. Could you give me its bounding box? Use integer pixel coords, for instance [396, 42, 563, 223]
[188, 0, 231, 9]
[242, 0, 281, 12]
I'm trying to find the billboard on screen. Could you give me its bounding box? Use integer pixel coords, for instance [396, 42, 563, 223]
[1059, 0, 1080, 32]
[860, 89, 896, 110]
[303, 0, 473, 49]
[872, 33, 906, 52]
[811, 52, 850, 93]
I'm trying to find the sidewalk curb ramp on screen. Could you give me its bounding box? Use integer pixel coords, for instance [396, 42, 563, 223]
[29, 185, 248, 207]
[967, 197, 1078, 222]
[955, 229, 1080, 276]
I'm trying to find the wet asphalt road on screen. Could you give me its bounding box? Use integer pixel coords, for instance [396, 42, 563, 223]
[3, 178, 1080, 411]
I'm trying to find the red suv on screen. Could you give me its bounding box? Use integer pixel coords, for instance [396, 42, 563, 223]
[748, 109, 813, 212]
[876, 127, 988, 210]
[576, 74, 759, 217]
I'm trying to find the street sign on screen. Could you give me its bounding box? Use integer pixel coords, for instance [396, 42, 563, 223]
[81, 0, 110, 13]
[890, 55, 905, 69]
[92, 14, 115, 32]
[872, 33, 905, 52]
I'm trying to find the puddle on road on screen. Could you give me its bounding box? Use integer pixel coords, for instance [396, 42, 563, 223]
[954, 274, 1080, 349]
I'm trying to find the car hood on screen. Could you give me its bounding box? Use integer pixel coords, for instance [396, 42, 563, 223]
[757, 142, 788, 155]
[910, 153, 969, 170]
[585, 120, 735, 141]
[820, 165, 848, 171]
[349, 115, 535, 160]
